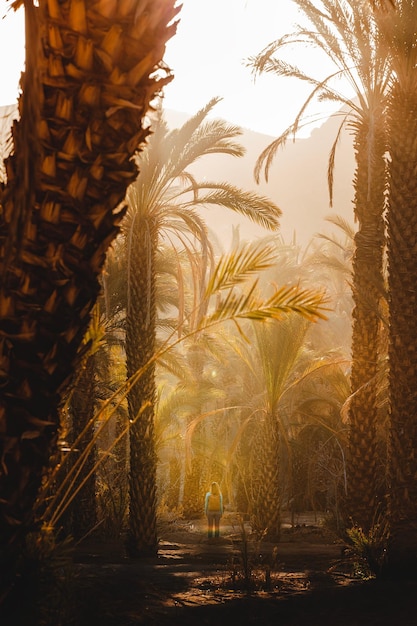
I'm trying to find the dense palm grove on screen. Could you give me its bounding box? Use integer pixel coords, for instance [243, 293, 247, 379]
[1, 0, 417, 620]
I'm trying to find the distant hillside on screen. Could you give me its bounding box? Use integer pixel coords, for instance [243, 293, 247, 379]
[165, 109, 356, 249]
[0, 103, 356, 249]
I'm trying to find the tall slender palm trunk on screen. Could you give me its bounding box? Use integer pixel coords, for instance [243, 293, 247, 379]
[347, 115, 387, 530]
[385, 79, 417, 577]
[0, 0, 178, 589]
[126, 219, 158, 556]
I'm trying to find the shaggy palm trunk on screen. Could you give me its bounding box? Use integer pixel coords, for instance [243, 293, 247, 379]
[385, 78, 417, 577]
[251, 412, 281, 540]
[126, 219, 158, 556]
[347, 116, 387, 530]
[0, 0, 178, 593]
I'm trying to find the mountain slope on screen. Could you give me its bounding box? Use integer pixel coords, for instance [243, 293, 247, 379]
[0, 104, 355, 249]
[165, 109, 356, 249]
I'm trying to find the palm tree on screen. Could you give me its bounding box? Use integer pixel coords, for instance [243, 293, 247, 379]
[0, 0, 179, 595]
[250, 314, 312, 540]
[249, 0, 390, 531]
[373, 0, 417, 577]
[216, 288, 339, 540]
[153, 234, 329, 528]
[123, 103, 283, 555]
[169, 234, 325, 521]
[203, 237, 331, 539]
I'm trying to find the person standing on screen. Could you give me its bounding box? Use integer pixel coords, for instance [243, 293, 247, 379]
[204, 481, 223, 538]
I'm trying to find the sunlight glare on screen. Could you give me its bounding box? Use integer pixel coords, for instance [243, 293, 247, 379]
[0, 2, 24, 106]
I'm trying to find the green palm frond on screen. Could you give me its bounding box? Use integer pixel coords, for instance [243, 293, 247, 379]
[82, 305, 106, 356]
[183, 182, 281, 230]
[252, 314, 312, 409]
[160, 100, 245, 183]
[253, 123, 305, 184]
[201, 281, 328, 329]
[125, 97, 281, 247]
[163, 97, 226, 163]
[205, 241, 279, 294]
[282, 356, 351, 409]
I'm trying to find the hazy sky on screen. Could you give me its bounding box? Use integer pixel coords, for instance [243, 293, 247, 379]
[165, 0, 341, 137]
[163, 0, 308, 136]
[0, 0, 338, 137]
[0, 3, 24, 106]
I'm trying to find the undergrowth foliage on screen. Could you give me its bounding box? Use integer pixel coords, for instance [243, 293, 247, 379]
[344, 518, 389, 579]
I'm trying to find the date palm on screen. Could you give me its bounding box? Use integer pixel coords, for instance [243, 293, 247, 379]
[0, 0, 179, 593]
[154, 236, 329, 526]
[374, 0, 417, 577]
[123, 100, 283, 555]
[201, 237, 329, 539]
[229, 314, 312, 540]
[249, 0, 390, 531]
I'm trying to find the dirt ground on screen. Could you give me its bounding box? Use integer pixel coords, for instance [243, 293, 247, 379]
[66, 512, 417, 625]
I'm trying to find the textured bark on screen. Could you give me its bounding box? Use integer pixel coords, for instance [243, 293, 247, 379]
[251, 412, 281, 541]
[347, 114, 387, 530]
[125, 218, 158, 556]
[385, 78, 417, 577]
[0, 0, 178, 585]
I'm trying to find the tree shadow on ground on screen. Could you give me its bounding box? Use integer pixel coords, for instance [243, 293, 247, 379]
[69, 515, 417, 626]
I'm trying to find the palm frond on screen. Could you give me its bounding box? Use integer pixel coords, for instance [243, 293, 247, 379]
[324, 213, 357, 241]
[201, 282, 329, 329]
[183, 182, 281, 230]
[249, 0, 391, 183]
[164, 97, 223, 164]
[205, 241, 279, 294]
[164, 102, 244, 179]
[328, 114, 350, 206]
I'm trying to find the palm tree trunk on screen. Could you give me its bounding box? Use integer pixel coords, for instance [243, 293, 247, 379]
[0, 0, 178, 590]
[126, 219, 158, 556]
[385, 79, 417, 577]
[251, 412, 281, 541]
[347, 114, 387, 530]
